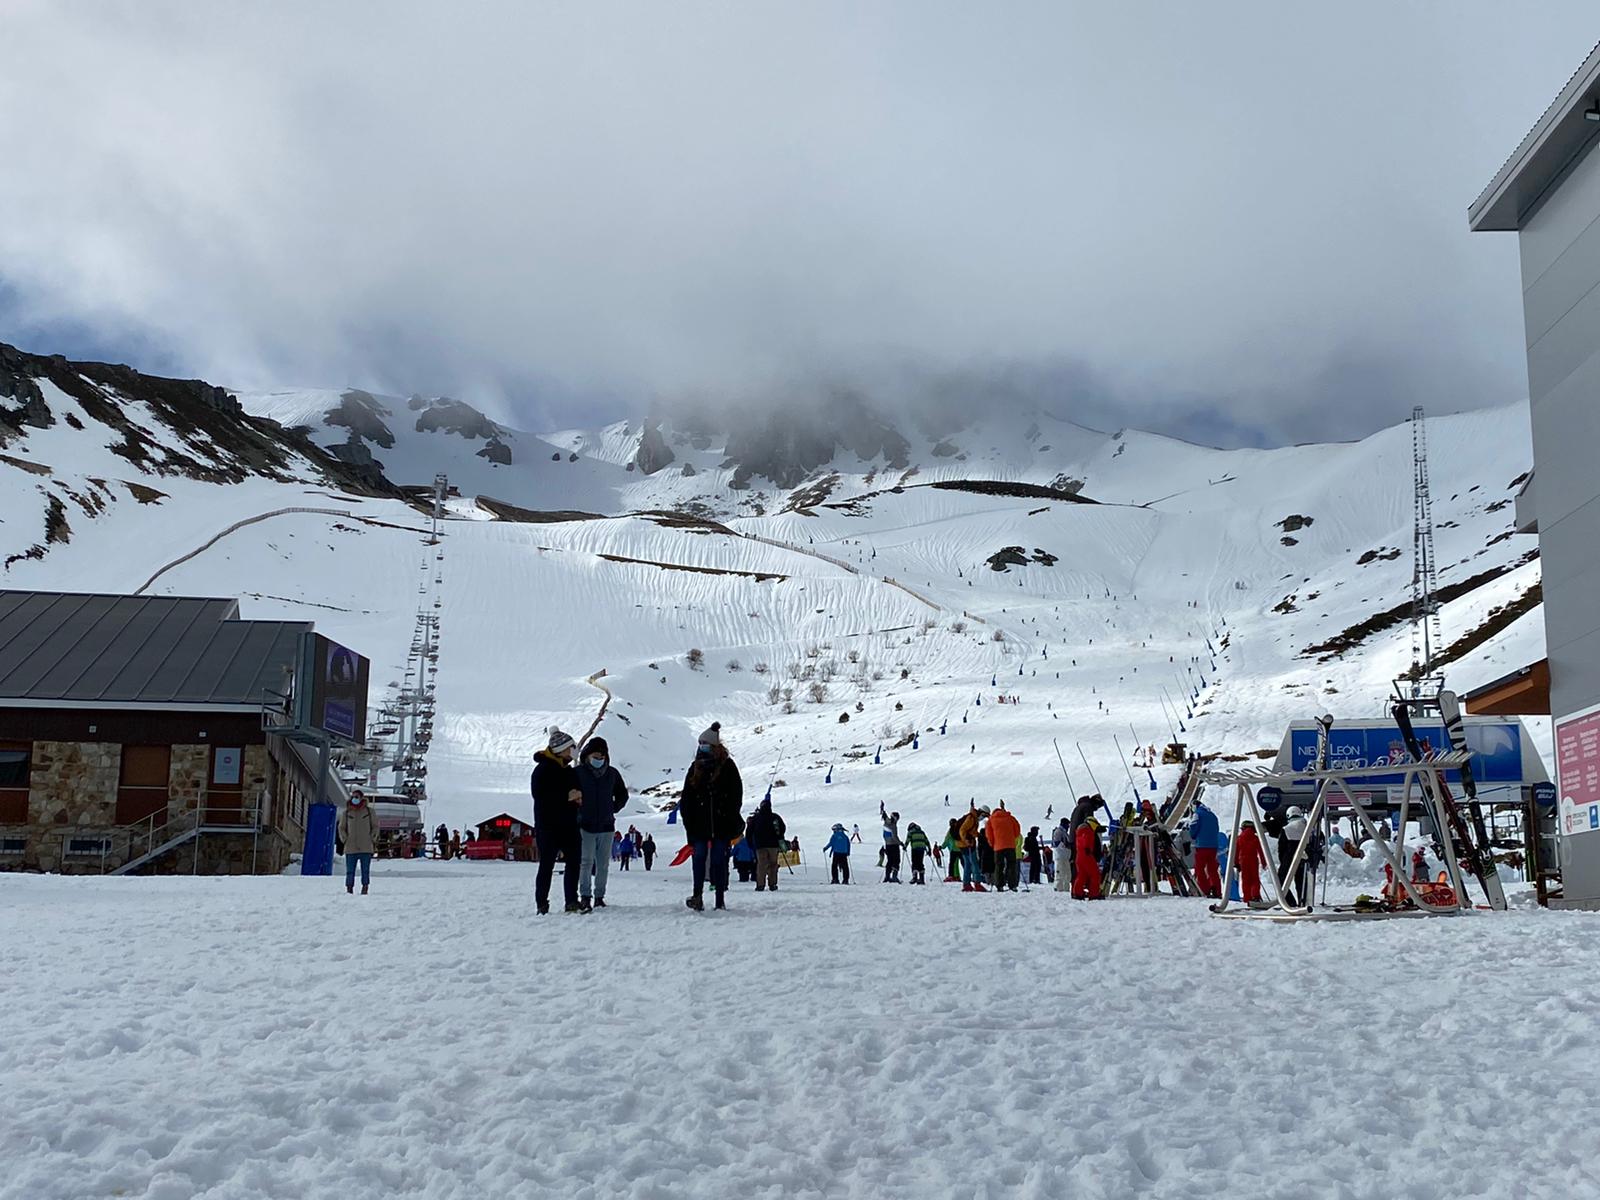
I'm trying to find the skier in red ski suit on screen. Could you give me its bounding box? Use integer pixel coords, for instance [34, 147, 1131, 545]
[1072, 820, 1103, 899]
[1234, 820, 1267, 903]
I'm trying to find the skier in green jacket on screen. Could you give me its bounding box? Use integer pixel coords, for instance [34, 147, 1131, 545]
[905, 822, 934, 884]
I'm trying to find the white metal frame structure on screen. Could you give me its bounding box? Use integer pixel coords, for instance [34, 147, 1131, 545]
[1206, 753, 1473, 922]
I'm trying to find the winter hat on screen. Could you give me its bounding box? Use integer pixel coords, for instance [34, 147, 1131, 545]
[698, 722, 722, 747]
[582, 736, 610, 761]
[548, 729, 575, 754]
[832, 823, 845, 831]
[759, 797, 772, 811]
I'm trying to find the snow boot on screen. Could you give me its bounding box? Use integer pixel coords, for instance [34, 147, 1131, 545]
[578, 899, 592, 914]
[346, 884, 354, 894]
[714, 890, 727, 911]
[685, 893, 705, 912]
[536, 901, 550, 916]
[593, 898, 606, 909]
[564, 902, 581, 914]
[360, 884, 368, 895]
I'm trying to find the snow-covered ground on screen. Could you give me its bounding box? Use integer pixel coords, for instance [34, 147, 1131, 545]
[4, 862, 1598, 1200]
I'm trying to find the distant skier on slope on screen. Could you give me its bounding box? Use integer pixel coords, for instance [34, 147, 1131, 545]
[826, 823, 852, 884]
[679, 723, 743, 912]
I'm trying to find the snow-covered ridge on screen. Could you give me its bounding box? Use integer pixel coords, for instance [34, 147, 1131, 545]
[1, 340, 1545, 843]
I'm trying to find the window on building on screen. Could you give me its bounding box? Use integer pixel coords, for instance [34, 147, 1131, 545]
[0, 742, 29, 824]
[65, 836, 110, 856]
[116, 745, 171, 826]
[0, 837, 25, 854]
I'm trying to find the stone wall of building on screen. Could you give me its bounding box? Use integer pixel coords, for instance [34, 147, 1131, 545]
[1, 736, 306, 876]
[28, 740, 120, 828]
[167, 744, 209, 819]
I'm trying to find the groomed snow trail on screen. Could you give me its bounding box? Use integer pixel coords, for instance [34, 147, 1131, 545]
[4, 867, 1597, 1200]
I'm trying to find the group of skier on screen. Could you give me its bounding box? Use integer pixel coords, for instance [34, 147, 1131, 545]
[521, 717, 1320, 914]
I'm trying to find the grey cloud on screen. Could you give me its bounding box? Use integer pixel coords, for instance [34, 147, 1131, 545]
[0, 1, 1591, 443]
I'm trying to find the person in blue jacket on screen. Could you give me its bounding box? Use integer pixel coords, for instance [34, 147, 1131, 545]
[732, 833, 758, 883]
[1188, 800, 1222, 898]
[826, 823, 852, 884]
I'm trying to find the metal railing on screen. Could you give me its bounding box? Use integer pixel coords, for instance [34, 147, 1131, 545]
[47, 792, 263, 874]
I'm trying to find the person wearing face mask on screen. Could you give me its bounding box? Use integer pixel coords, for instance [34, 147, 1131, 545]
[338, 787, 378, 895]
[678, 722, 743, 912]
[572, 736, 628, 913]
[531, 729, 583, 915]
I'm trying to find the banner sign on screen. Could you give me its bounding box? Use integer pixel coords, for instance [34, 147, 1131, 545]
[1287, 720, 1526, 787]
[296, 632, 370, 743]
[1557, 704, 1600, 837]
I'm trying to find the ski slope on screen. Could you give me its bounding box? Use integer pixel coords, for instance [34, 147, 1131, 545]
[1, 376, 1547, 853]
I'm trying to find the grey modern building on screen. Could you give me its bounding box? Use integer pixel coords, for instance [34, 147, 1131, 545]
[1470, 41, 1600, 906]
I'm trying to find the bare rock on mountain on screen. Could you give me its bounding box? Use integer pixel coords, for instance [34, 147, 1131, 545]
[476, 436, 513, 465]
[326, 390, 396, 448]
[415, 397, 502, 441]
[636, 420, 676, 474]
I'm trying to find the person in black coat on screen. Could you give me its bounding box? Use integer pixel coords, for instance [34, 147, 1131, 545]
[1024, 826, 1042, 885]
[531, 729, 582, 915]
[744, 798, 787, 892]
[679, 722, 743, 911]
[642, 833, 656, 871]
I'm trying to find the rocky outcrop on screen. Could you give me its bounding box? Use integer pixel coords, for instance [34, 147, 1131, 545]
[325, 390, 396, 448]
[415, 397, 502, 441]
[476, 436, 513, 465]
[635, 420, 676, 474]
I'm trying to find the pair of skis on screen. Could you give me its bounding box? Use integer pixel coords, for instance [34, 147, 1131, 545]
[1391, 692, 1506, 911]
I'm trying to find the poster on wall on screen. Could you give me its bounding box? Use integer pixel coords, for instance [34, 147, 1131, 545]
[1557, 703, 1600, 837]
[212, 747, 242, 786]
[295, 633, 371, 743]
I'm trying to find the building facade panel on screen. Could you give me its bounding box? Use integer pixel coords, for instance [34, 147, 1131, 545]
[1519, 137, 1600, 284]
[1521, 207, 1600, 348]
[1524, 277, 1600, 401]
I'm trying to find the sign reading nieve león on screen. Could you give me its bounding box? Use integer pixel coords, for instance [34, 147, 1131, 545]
[295, 632, 371, 743]
[1557, 703, 1600, 837]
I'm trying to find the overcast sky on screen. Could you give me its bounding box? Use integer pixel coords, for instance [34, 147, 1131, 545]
[1, 2, 1595, 445]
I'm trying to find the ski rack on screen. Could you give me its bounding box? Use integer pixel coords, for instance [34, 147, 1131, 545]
[1100, 759, 1206, 898]
[1204, 754, 1473, 922]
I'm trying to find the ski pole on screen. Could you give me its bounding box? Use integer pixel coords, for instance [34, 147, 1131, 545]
[1051, 738, 1077, 797]
[1113, 734, 1139, 801]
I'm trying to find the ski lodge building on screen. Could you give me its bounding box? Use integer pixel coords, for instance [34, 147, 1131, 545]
[0, 590, 352, 875]
[1469, 41, 1600, 906]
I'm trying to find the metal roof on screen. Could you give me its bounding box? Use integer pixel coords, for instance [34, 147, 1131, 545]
[1469, 40, 1600, 231]
[0, 591, 309, 707]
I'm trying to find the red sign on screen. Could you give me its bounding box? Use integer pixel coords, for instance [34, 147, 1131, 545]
[1557, 706, 1600, 836]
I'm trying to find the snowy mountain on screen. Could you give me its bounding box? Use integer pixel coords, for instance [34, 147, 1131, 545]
[0, 341, 1546, 845]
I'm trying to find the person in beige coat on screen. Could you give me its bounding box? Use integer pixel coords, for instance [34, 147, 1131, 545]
[339, 789, 379, 894]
